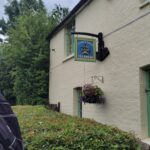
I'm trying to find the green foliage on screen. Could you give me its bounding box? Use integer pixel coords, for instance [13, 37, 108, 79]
[82, 84, 103, 96]
[13, 106, 139, 150]
[0, 0, 69, 104]
[0, 18, 7, 35]
[5, 0, 20, 23]
[19, 0, 46, 14]
[0, 44, 15, 104]
[95, 86, 103, 96]
[7, 11, 52, 104]
[51, 4, 69, 25]
[0, 0, 46, 35]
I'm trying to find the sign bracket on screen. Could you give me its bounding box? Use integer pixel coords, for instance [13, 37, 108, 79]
[71, 32, 109, 61]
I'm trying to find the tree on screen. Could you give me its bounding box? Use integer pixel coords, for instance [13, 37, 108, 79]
[0, 18, 7, 35]
[19, 0, 46, 13]
[0, 1, 69, 105]
[5, 0, 20, 23]
[0, 0, 46, 35]
[51, 4, 69, 25]
[0, 44, 15, 104]
[7, 11, 52, 104]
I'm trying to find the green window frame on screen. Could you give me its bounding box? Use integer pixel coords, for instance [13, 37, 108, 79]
[145, 70, 150, 137]
[65, 20, 75, 56]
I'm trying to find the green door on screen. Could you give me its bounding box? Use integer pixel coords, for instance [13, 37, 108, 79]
[145, 70, 150, 137]
[76, 88, 82, 118]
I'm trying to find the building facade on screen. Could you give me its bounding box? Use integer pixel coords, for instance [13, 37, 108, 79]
[48, 0, 150, 139]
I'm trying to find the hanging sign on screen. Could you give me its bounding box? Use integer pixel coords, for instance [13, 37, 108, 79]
[74, 37, 96, 62]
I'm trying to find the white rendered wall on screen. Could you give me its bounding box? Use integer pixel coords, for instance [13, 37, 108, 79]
[49, 0, 150, 138]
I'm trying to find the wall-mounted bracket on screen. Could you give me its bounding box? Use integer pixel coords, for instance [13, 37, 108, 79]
[91, 75, 104, 83]
[71, 32, 109, 61]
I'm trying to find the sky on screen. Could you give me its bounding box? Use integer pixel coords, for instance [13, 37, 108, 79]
[0, 0, 80, 19]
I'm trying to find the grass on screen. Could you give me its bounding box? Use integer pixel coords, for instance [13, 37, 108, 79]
[13, 105, 139, 150]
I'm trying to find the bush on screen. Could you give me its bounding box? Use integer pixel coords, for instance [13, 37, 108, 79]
[13, 106, 139, 150]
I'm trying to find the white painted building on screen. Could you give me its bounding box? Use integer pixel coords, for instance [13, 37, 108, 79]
[47, 0, 150, 139]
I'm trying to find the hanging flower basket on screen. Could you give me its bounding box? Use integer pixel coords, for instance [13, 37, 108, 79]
[81, 84, 105, 104]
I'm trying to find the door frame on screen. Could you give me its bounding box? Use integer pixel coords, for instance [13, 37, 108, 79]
[73, 87, 82, 118]
[145, 70, 150, 137]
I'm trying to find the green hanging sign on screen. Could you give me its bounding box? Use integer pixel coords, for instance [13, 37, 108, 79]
[74, 37, 96, 62]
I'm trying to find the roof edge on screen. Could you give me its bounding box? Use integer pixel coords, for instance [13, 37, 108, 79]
[46, 0, 91, 41]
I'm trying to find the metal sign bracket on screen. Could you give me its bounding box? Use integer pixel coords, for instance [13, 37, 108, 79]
[71, 32, 109, 61]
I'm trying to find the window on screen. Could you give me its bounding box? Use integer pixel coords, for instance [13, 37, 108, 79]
[65, 20, 75, 56]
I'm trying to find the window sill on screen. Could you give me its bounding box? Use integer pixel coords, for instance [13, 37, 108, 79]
[63, 54, 74, 63]
[139, 0, 150, 9]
